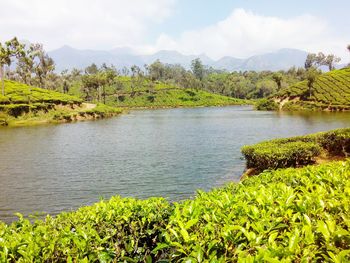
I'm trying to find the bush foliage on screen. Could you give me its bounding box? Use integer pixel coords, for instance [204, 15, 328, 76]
[255, 98, 279, 111]
[241, 128, 350, 171]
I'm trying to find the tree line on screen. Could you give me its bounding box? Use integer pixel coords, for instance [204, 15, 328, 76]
[1, 37, 349, 102]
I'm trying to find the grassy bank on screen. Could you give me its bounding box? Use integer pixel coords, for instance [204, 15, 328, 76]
[0, 80, 122, 127]
[1, 129, 349, 261]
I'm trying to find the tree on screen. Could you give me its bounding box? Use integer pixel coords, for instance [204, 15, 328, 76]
[63, 80, 69, 94]
[29, 44, 55, 88]
[305, 52, 340, 71]
[272, 73, 283, 91]
[324, 54, 341, 71]
[16, 46, 35, 85]
[130, 65, 143, 96]
[306, 68, 319, 99]
[305, 53, 317, 69]
[85, 63, 98, 75]
[191, 58, 204, 80]
[148, 60, 165, 81]
[0, 37, 24, 95]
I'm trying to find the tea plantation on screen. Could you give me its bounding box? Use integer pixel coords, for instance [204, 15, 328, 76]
[0, 81, 121, 126]
[278, 67, 350, 110]
[98, 77, 248, 108]
[1, 129, 349, 262]
[242, 128, 350, 172]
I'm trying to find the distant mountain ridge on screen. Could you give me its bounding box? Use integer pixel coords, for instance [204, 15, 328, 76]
[49, 46, 310, 72]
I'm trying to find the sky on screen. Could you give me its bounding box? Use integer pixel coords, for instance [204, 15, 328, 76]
[0, 0, 349, 60]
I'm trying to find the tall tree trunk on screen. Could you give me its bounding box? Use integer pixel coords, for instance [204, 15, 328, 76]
[0, 65, 4, 96]
[103, 86, 106, 104]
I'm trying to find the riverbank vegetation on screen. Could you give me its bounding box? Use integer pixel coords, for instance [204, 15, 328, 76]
[0, 80, 122, 126]
[1, 129, 350, 261]
[242, 128, 350, 172]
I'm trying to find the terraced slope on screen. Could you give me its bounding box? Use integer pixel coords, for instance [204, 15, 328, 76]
[0, 80, 82, 105]
[109, 88, 246, 108]
[0, 80, 121, 126]
[277, 67, 350, 110]
[86, 76, 249, 108]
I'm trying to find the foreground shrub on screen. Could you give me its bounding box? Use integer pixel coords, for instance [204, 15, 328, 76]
[164, 161, 350, 262]
[0, 197, 170, 262]
[255, 98, 279, 111]
[242, 128, 350, 171]
[242, 141, 321, 171]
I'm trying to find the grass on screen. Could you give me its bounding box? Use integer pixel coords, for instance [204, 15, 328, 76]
[277, 67, 350, 110]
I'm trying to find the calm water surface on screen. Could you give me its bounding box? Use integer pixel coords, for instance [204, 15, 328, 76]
[1, 106, 350, 222]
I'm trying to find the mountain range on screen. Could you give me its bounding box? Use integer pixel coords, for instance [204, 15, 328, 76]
[49, 46, 311, 72]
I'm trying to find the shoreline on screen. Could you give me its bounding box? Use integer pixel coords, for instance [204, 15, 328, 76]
[0, 103, 251, 127]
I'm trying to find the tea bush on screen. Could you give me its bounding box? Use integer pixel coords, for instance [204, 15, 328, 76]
[242, 128, 350, 171]
[163, 160, 350, 262]
[255, 98, 279, 111]
[0, 197, 171, 262]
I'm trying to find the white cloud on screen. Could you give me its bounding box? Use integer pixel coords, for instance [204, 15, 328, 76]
[1, 4, 348, 61]
[0, 0, 175, 50]
[149, 8, 349, 60]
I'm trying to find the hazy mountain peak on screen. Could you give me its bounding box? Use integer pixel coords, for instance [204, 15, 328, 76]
[49, 46, 311, 72]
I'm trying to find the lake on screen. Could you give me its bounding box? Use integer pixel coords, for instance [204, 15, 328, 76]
[1, 106, 350, 223]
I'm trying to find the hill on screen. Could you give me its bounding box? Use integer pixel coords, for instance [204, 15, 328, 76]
[276, 67, 350, 110]
[49, 46, 309, 72]
[91, 77, 248, 108]
[0, 80, 121, 126]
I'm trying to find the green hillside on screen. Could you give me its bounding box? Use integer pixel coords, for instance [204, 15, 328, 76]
[277, 67, 350, 110]
[72, 76, 249, 108]
[109, 88, 246, 108]
[0, 80, 121, 126]
[0, 80, 82, 105]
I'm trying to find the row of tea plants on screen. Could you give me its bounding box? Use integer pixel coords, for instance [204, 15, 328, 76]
[241, 128, 350, 171]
